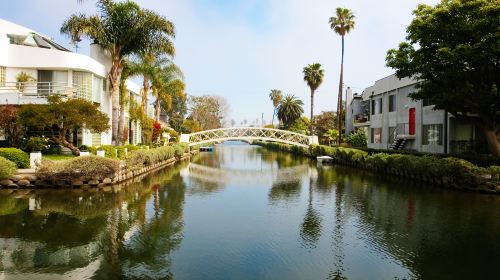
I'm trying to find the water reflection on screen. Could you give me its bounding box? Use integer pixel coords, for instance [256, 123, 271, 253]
[0, 142, 499, 279]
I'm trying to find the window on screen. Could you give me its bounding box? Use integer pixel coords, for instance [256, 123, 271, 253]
[73, 71, 93, 101]
[389, 95, 396, 112]
[0, 66, 5, 86]
[371, 128, 382, 143]
[92, 76, 103, 103]
[388, 126, 396, 141]
[423, 124, 443, 145]
[371, 98, 382, 115]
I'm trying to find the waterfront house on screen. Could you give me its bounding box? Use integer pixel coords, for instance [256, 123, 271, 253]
[0, 19, 149, 146]
[345, 74, 487, 154]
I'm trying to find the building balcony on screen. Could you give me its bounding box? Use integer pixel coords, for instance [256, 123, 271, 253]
[353, 114, 370, 127]
[0, 82, 77, 105]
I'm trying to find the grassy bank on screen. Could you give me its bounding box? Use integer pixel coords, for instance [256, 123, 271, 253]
[254, 141, 500, 194]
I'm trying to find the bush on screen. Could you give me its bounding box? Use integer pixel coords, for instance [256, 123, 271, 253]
[26, 137, 49, 152]
[0, 157, 17, 179]
[0, 148, 30, 168]
[346, 130, 368, 148]
[126, 146, 177, 170]
[79, 145, 90, 151]
[36, 155, 120, 181]
[98, 145, 119, 159]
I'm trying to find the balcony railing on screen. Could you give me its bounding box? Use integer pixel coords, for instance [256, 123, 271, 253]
[0, 82, 77, 98]
[353, 114, 370, 124]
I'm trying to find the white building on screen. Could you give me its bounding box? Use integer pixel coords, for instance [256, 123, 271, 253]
[345, 74, 487, 154]
[0, 19, 145, 146]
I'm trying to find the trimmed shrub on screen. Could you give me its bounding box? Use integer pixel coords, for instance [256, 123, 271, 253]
[26, 137, 49, 152]
[126, 146, 177, 170]
[36, 155, 120, 181]
[346, 130, 368, 148]
[98, 145, 119, 159]
[0, 148, 30, 168]
[0, 157, 17, 179]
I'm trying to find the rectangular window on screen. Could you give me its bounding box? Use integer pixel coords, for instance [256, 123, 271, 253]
[422, 124, 443, 145]
[92, 76, 102, 103]
[371, 98, 383, 115]
[388, 126, 396, 142]
[371, 128, 382, 143]
[389, 95, 396, 112]
[73, 71, 93, 101]
[0, 66, 6, 86]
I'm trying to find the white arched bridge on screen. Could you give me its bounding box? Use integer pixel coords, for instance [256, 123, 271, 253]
[180, 127, 319, 147]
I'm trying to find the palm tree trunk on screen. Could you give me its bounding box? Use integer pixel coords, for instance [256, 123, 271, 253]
[142, 77, 148, 114]
[118, 103, 126, 145]
[310, 89, 315, 136]
[337, 35, 345, 144]
[110, 57, 122, 146]
[272, 108, 275, 126]
[155, 99, 161, 122]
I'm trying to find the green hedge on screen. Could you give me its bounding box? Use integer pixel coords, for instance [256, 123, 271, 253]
[255, 141, 494, 191]
[126, 144, 188, 170]
[0, 157, 17, 179]
[0, 148, 30, 168]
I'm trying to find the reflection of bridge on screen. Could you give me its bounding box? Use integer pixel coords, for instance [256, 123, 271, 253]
[181, 163, 310, 184]
[180, 127, 318, 147]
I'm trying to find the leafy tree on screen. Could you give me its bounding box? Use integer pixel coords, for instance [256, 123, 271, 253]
[181, 119, 201, 133]
[0, 106, 23, 147]
[18, 96, 110, 155]
[329, 8, 355, 143]
[61, 0, 175, 144]
[289, 116, 310, 135]
[325, 129, 339, 146]
[346, 129, 367, 147]
[188, 95, 230, 130]
[386, 0, 500, 156]
[314, 111, 337, 144]
[277, 94, 304, 129]
[303, 63, 325, 135]
[269, 89, 283, 126]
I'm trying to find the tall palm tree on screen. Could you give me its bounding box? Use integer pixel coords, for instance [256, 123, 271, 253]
[277, 94, 304, 129]
[329, 8, 355, 144]
[269, 89, 283, 126]
[61, 0, 175, 145]
[303, 63, 324, 135]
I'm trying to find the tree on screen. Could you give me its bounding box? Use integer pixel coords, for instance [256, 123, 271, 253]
[277, 94, 304, 129]
[18, 96, 110, 155]
[346, 129, 367, 147]
[61, 0, 175, 145]
[269, 89, 283, 126]
[289, 116, 310, 134]
[150, 63, 184, 122]
[0, 106, 23, 147]
[386, 0, 500, 156]
[314, 111, 337, 144]
[188, 95, 230, 130]
[325, 129, 339, 146]
[181, 119, 201, 133]
[329, 8, 355, 144]
[303, 63, 325, 135]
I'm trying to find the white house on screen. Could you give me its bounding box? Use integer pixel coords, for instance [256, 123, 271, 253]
[0, 19, 146, 146]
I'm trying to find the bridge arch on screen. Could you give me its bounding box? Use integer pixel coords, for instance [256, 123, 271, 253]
[180, 127, 318, 147]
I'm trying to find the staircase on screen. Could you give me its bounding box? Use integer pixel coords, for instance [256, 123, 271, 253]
[390, 138, 407, 150]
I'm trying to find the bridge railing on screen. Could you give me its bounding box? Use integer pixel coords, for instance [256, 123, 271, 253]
[181, 127, 318, 147]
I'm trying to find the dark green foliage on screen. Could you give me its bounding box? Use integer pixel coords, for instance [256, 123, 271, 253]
[26, 137, 49, 152]
[346, 130, 367, 148]
[0, 157, 17, 179]
[0, 148, 30, 168]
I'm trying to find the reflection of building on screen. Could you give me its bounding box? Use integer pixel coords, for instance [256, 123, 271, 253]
[0, 19, 151, 146]
[345, 74, 487, 154]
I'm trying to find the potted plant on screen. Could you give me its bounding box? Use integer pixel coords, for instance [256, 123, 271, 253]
[26, 136, 48, 168]
[15, 72, 36, 93]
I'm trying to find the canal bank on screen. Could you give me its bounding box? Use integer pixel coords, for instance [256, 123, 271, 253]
[254, 141, 500, 194]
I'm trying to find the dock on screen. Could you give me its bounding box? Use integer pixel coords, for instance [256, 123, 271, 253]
[200, 146, 214, 152]
[316, 156, 333, 164]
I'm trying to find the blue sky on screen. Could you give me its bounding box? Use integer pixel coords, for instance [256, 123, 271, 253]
[0, 0, 438, 125]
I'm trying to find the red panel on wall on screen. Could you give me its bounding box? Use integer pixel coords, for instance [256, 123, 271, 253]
[409, 108, 416, 135]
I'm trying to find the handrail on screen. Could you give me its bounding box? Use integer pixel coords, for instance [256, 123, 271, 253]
[0, 82, 78, 97]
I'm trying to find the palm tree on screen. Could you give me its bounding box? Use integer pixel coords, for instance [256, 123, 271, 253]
[61, 0, 175, 145]
[150, 63, 184, 122]
[269, 89, 283, 126]
[329, 8, 355, 144]
[302, 63, 324, 135]
[277, 94, 304, 129]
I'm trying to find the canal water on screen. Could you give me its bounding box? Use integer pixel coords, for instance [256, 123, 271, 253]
[0, 142, 499, 279]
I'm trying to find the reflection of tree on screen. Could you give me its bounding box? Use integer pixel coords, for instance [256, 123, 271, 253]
[327, 177, 347, 280]
[300, 176, 322, 249]
[0, 195, 28, 216]
[268, 180, 301, 204]
[96, 171, 187, 279]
